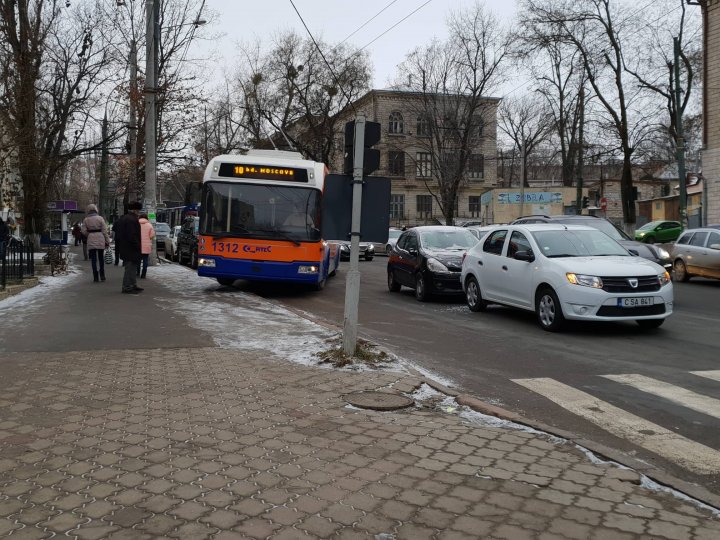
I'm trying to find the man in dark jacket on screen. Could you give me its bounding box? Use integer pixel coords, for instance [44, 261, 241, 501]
[114, 201, 143, 294]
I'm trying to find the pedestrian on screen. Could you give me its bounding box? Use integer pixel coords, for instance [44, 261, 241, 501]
[72, 223, 82, 246]
[81, 204, 110, 282]
[114, 201, 143, 294]
[138, 213, 155, 279]
[111, 220, 121, 265]
[0, 217, 9, 260]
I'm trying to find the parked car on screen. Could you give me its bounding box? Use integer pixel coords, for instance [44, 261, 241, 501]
[670, 228, 720, 281]
[162, 225, 182, 261]
[465, 225, 495, 240]
[461, 224, 673, 331]
[177, 216, 200, 268]
[371, 228, 402, 256]
[634, 220, 683, 243]
[511, 215, 672, 272]
[332, 240, 375, 261]
[387, 226, 479, 301]
[154, 222, 171, 252]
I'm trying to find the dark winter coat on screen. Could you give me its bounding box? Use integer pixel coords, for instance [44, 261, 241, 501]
[113, 212, 142, 263]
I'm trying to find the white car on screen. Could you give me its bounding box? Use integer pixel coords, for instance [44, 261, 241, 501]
[162, 225, 182, 261]
[460, 224, 673, 331]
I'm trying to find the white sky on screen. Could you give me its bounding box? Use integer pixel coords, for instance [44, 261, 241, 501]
[195, 0, 518, 89]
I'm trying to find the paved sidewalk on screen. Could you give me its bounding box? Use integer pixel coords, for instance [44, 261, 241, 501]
[0, 347, 718, 539]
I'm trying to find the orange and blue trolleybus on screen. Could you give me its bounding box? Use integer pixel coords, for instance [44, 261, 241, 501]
[196, 150, 341, 289]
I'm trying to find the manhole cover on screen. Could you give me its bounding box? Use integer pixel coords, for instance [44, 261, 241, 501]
[345, 391, 414, 411]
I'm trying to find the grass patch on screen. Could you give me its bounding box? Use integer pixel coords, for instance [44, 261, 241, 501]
[316, 337, 393, 369]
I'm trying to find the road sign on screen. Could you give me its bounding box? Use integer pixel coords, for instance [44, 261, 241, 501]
[600, 197, 608, 211]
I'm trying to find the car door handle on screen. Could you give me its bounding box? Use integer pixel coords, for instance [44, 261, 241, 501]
[502, 265, 508, 271]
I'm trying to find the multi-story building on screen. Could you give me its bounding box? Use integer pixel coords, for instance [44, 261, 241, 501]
[698, 0, 720, 223]
[332, 90, 499, 227]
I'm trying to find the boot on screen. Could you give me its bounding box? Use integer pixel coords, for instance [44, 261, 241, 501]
[100, 271, 106, 282]
[140, 271, 147, 279]
[93, 271, 99, 282]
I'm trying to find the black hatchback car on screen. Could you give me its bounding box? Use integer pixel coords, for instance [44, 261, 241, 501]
[511, 215, 672, 272]
[387, 226, 479, 301]
[177, 216, 200, 268]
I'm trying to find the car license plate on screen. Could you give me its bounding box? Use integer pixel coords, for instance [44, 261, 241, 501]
[617, 297, 654, 308]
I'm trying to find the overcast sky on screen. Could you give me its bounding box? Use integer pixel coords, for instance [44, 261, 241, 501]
[196, 0, 519, 89]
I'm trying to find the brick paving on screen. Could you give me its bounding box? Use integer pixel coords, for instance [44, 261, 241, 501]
[0, 348, 718, 539]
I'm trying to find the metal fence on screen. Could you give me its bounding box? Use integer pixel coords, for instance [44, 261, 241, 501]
[1, 238, 35, 290]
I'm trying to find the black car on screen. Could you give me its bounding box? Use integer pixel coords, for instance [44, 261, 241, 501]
[511, 215, 673, 272]
[334, 240, 375, 261]
[177, 216, 200, 268]
[387, 226, 479, 301]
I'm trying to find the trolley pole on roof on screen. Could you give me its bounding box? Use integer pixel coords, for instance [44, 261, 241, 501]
[342, 115, 366, 356]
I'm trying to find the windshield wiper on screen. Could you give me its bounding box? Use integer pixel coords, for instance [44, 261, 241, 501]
[252, 228, 302, 247]
[546, 254, 577, 258]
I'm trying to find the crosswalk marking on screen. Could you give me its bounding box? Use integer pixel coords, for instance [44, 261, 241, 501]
[690, 370, 720, 383]
[513, 377, 720, 475]
[602, 374, 720, 419]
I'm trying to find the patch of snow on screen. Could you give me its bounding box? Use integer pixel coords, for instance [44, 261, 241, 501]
[640, 476, 720, 517]
[410, 383, 446, 402]
[0, 269, 82, 324]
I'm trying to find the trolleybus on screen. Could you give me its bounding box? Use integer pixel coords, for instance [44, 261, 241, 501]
[195, 150, 340, 289]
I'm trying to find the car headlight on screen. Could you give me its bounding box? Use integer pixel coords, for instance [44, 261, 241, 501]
[566, 273, 603, 288]
[426, 257, 448, 272]
[656, 247, 670, 259]
[659, 271, 671, 286]
[340, 244, 349, 252]
[367, 244, 374, 252]
[637, 232, 646, 237]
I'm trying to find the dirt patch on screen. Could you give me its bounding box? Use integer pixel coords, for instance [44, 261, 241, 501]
[316, 337, 394, 369]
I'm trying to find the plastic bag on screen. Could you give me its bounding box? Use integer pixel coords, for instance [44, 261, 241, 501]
[104, 247, 113, 264]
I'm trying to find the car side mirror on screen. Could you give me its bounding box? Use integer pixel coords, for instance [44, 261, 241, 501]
[710, 244, 720, 250]
[628, 249, 639, 256]
[514, 250, 534, 262]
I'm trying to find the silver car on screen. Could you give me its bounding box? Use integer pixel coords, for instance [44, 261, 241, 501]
[670, 228, 720, 281]
[371, 228, 402, 256]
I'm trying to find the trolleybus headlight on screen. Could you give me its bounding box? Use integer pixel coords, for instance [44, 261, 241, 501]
[298, 265, 319, 274]
[198, 258, 216, 267]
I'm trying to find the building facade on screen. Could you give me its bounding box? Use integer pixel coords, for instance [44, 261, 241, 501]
[701, 0, 720, 223]
[333, 90, 499, 227]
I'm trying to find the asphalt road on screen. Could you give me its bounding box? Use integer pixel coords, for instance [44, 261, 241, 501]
[247, 257, 720, 498]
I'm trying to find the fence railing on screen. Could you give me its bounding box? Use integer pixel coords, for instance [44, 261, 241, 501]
[1, 238, 35, 290]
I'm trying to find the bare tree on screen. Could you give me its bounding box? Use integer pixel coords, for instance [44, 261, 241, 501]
[393, 2, 510, 225]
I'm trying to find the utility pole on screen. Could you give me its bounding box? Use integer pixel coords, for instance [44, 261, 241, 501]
[144, 0, 159, 264]
[127, 39, 138, 206]
[342, 114, 366, 356]
[518, 142, 525, 218]
[99, 112, 109, 219]
[576, 85, 585, 214]
[673, 37, 688, 228]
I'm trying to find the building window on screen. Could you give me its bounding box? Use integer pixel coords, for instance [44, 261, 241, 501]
[416, 115, 430, 137]
[469, 196, 481, 217]
[655, 202, 662, 210]
[390, 194, 405, 220]
[474, 116, 485, 138]
[468, 154, 484, 179]
[417, 194, 432, 218]
[388, 151, 405, 176]
[416, 152, 432, 178]
[389, 112, 404, 134]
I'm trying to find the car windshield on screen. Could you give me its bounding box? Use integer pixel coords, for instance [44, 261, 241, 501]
[419, 229, 477, 250]
[201, 181, 321, 242]
[638, 221, 659, 231]
[532, 229, 629, 258]
[154, 223, 170, 233]
[554, 218, 628, 241]
[388, 229, 401, 240]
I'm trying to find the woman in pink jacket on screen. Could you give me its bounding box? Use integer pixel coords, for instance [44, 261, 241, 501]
[138, 213, 156, 279]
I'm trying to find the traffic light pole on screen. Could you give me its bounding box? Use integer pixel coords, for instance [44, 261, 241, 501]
[342, 115, 366, 356]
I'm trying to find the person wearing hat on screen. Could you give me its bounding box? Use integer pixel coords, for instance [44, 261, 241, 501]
[114, 201, 144, 294]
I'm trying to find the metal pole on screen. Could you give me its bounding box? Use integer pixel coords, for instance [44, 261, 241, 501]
[576, 86, 585, 213]
[128, 39, 138, 205]
[342, 114, 366, 356]
[674, 37, 688, 228]
[145, 0, 158, 264]
[518, 142, 525, 218]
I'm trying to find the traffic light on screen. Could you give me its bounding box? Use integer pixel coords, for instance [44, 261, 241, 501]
[582, 196, 589, 208]
[344, 120, 381, 176]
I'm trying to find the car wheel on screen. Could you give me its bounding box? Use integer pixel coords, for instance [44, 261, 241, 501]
[637, 319, 664, 329]
[388, 270, 401, 292]
[217, 278, 235, 286]
[536, 287, 565, 332]
[386, 246, 392, 256]
[190, 249, 198, 269]
[644, 235, 655, 244]
[465, 276, 487, 312]
[415, 273, 429, 302]
[674, 259, 690, 282]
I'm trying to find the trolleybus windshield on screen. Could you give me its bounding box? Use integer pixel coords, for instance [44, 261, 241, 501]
[202, 182, 322, 243]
